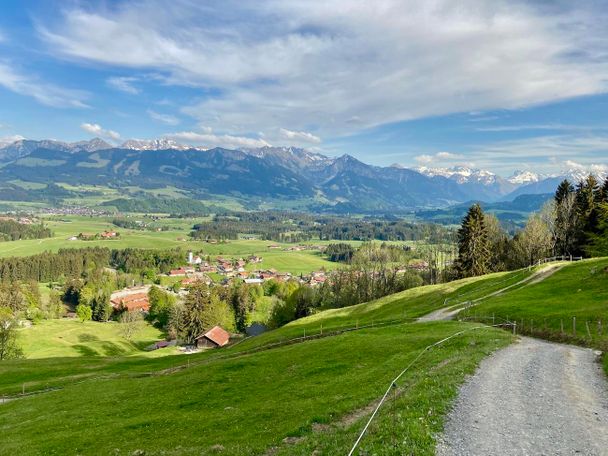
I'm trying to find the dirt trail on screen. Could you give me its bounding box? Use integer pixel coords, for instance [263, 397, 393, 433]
[418, 263, 564, 322]
[436, 337, 608, 455]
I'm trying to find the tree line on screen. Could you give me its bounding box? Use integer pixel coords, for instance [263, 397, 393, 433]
[189, 211, 453, 243]
[0, 247, 188, 283]
[455, 175, 608, 278]
[0, 219, 52, 242]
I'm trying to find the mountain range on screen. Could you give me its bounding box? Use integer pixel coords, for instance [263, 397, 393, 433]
[0, 138, 604, 212]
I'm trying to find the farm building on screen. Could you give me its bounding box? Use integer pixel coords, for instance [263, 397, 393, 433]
[110, 293, 150, 312]
[195, 326, 230, 349]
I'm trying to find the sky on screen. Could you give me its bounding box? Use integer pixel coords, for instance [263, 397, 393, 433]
[0, 0, 607, 176]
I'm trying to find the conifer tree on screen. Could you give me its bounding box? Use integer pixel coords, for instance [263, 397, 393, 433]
[599, 178, 608, 203]
[554, 179, 577, 255]
[555, 179, 574, 205]
[575, 175, 601, 253]
[456, 204, 490, 278]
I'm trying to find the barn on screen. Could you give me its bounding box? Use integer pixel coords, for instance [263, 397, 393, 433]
[195, 326, 230, 349]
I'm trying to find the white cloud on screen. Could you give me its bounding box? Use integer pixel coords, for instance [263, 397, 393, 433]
[107, 76, 140, 94]
[37, 1, 608, 136]
[414, 154, 433, 164]
[436, 151, 464, 160]
[451, 134, 608, 175]
[278, 128, 321, 144]
[415, 151, 464, 163]
[164, 130, 270, 149]
[0, 62, 88, 108]
[80, 122, 120, 140]
[147, 109, 180, 126]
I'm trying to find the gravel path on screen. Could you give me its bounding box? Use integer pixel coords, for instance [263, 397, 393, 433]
[436, 337, 608, 455]
[419, 264, 564, 323]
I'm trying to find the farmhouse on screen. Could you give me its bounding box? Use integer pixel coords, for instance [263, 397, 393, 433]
[110, 292, 150, 312]
[195, 326, 230, 349]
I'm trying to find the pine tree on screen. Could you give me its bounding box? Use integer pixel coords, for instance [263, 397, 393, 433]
[455, 204, 490, 278]
[575, 175, 601, 253]
[555, 179, 574, 205]
[554, 179, 577, 255]
[599, 178, 608, 203]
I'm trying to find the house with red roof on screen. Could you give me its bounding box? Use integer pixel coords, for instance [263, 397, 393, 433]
[195, 326, 230, 349]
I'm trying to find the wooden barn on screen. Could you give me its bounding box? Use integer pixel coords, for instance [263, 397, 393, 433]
[195, 326, 230, 349]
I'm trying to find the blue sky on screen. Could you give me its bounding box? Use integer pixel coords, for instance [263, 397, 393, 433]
[0, 0, 607, 176]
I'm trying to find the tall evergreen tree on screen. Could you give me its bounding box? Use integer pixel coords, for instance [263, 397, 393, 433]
[575, 175, 601, 253]
[555, 179, 574, 205]
[554, 179, 577, 255]
[599, 178, 608, 203]
[455, 204, 490, 278]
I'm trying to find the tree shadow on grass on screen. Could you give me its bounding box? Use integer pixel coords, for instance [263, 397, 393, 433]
[78, 334, 100, 342]
[73, 344, 99, 357]
[101, 342, 127, 357]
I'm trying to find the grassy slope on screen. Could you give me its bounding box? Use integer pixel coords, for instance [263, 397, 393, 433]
[0, 270, 530, 455]
[18, 320, 168, 359]
[236, 268, 533, 351]
[461, 258, 608, 351]
[0, 269, 530, 397]
[0, 322, 511, 455]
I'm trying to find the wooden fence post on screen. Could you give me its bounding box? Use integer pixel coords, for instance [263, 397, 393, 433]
[560, 319, 564, 334]
[599, 320, 603, 336]
[586, 321, 591, 339]
[573, 317, 576, 336]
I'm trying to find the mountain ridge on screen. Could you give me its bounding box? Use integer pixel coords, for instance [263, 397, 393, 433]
[0, 138, 605, 212]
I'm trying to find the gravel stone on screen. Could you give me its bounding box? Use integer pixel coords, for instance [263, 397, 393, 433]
[436, 337, 608, 455]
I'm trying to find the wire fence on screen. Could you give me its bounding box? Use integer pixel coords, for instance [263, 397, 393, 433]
[460, 312, 608, 351]
[347, 318, 516, 456]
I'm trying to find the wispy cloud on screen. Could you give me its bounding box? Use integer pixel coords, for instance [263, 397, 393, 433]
[0, 62, 88, 108]
[164, 128, 270, 149]
[37, 1, 608, 136]
[278, 128, 321, 144]
[474, 124, 603, 132]
[107, 76, 140, 94]
[147, 109, 180, 126]
[80, 122, 120, 140]
[415, 151, 464, 164]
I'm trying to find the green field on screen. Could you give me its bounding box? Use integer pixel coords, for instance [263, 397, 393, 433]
[0, 322, 510, 455]
[460, 258, 608, 351]
[0, 215, 343, 274]
[4, 262, 603, 454]
[17, 319, 169, 359]
[0, 270, 529, 455]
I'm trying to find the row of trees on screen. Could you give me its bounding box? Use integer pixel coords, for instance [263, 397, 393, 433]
[0, 219, 52, 242]
[190, 211, 454, 243]
[0, 247, 189, 283]
[455, 175, 608, 278]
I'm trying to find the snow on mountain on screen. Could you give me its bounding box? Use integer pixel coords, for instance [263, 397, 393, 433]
[559, 165, 608, 184]
[241, 146, 329, 164]
[507, 170, 541, 185]
[416, 166, 498, 185]
[69, 138, 113, 152]
[120, 138, 197, 151]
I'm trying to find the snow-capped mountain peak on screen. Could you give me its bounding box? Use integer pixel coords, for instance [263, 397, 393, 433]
[416, 166, 497, 185]
[507, 170, 541, 185]
[120, 138, 197, 151]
